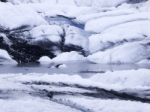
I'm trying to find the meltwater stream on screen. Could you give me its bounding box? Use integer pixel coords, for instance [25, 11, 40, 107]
[0, 61, 150, 77]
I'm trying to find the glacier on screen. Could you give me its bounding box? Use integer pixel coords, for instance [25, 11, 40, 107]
[0, 0, 150, 112]
[0, 0, 150, 64]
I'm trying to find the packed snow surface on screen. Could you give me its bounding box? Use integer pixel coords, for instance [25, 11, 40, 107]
[0, 69, 150, 112]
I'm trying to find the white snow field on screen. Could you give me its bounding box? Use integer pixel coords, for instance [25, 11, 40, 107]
[0, 69, 150, 112]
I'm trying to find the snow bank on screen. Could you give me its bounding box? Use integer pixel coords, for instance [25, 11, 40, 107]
[0, 49, 16, 64]
[38, 56, 52, 64]
[88, 20, 150, 53]
[101, 20, 150, 42]
[0, 79, 28, 90]
[67, 97, 150, 112]
[52, 51, 86, 62]
[85, 12, 150, 33]
[8, 0, 76, 5]
[88, 42, 150, 64]
[91, 69, 150, 88]
[0, 2, 46, 29]
[137, 59, 150, 64]
[76, 8, 136, 23]
[4, 68, 149, 90]
[0, 49, 12, 60]
[93, 0, 127, 7]
[8, 0, 128, 7]
[140, 0, 150, 11]
[31, 3, 95, 18]
[0, 97, 79, 112]
[1, 69, 150, 112]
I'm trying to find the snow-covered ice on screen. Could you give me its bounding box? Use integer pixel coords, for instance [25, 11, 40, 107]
[0, 0, 150, 111]
[0, 2, 46, 29]
[88, 42, 150, 64]
[0, 97, 80, 112]
[88, 20, 150, 53]
[0, 0, 150, 64]
[30, 25, 63, 42]
[52, 51, 86, 62]
[0, 49, 16, 64]
[0, 69, 150, 112]
[85, 12, 150, 33]
[38, 56, 52, 64]
[64, 97, 150, 112]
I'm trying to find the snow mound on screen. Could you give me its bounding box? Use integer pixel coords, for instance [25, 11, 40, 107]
[38, 56, 52, 64]
[1, 69, 150, 111]
[91, 69, 150, 88]
[85, 12, 150, 33]
[0, 97, 79, 112]
[0, 49, 12, 60]
[88, 42, 150, 64]
[0, 2, 46, 29]
[89, 20, 150, 53]
[3, 69, 150, 90]
[137, 59, 150, 64]
[76, 8, 136, 24]
[0, 49, 16, 64]
[52, 51, 86, 62]
[68, 97, 150, 112]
